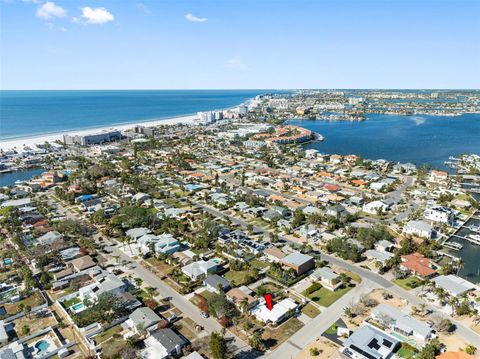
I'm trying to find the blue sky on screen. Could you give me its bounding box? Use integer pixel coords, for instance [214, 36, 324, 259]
[1, 0, 479, 89]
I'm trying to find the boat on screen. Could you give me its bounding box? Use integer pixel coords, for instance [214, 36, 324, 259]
[444, 241, 463, 250]
[467, 225, 480, 233]
[467, 233, 480, 245]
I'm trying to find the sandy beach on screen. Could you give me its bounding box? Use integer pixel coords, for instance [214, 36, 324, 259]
[0, 114, 198, 151]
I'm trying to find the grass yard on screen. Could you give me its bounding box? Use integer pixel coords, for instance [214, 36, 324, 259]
[324, 322, 338, 335]
[250, 259, 269, 269]
[393, 277, 422, 291]
[224, 270, 248, 286]
[301, 303, 320, 318]
[304, 285, 353, 307]
[4, 292, 45, 315]
[345, 271, 362, 284]
[396, 343, 417, 359]
[61, 297, 81, 308]
[94, 325, 122, 345]
[199, 290, 215, 302]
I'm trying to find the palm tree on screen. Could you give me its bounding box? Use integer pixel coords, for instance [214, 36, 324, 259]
[240, 297, 249, 313]
[248, 331, 265, 351]
[449, 296, 459, 316]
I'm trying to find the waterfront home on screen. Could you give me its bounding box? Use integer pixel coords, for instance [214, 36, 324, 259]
[281, 252, 315, 275]
[182, 259, 218, 281]
[403, 220, 433, 239]
[430, 170, 449, 183]
[341, 324, 400, 359]
[400, 253, 437, 278]
[432, 275, 477, 297]
[424, 206, 455, 226]
[203, 274, 230, 294]
[372, 303, 434, 342]
[310, 267, 342, 291]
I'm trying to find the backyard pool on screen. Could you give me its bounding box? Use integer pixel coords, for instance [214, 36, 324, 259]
[34, 340, 50, 353]
[71, 302, 86, 313]
[3, 258, 13, 265]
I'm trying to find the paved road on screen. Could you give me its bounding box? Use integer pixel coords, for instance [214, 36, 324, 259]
[98, 237, 257, 358]
[265, 280, 380, 359]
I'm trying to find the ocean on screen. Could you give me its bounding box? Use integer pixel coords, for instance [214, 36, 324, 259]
[291, 113, 480, 170]
[0, 90, 268, 140]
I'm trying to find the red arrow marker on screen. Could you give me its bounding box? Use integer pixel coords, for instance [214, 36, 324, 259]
[264, 293, 273, 311]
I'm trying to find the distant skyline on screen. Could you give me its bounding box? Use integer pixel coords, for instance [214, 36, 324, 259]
[1, 0, 479, 90]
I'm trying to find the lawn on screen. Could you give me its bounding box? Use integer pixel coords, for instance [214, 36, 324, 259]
[301, 303, 320, 318]
[224, 270, 249, 286]
[94, 325, 122, 345]
[304, 285, 353, 307]
[101, 338, 128, 358]
[344, 271, 362, 284]
[324, 322, 338, 335]
[397, 343, 417, 359]
[250, 259, 269, 269]
[199, 290, 215, 302]
[61, 297, 81, 308]
[393, 277, 421, 290]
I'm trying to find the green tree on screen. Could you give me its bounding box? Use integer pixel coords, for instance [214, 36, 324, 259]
[209, 332, 227, 359]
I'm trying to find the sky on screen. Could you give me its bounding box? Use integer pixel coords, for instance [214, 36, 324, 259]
[1, 0, 479, 90]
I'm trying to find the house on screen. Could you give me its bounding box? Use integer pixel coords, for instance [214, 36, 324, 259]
[432, 275, 477, 297]
[79, 273, 126, 301]
[36, 231, 63, 246]
[281, 252, 315, 275]
[365, 250, 393, 266]
[263, 209, 282, 222]
[70, 255, 96, 272]
[264, 247, 286, 263]
[400, 253, 437, 277]
[430, 170, 448, 183]
[299, 224, 320, 239]
[251, 297, 298, 324]
[127, 307, 161, 333]
[126, 227, 152, 241]
[0, 197, 31, 208]
[132, 192, 150, 203]
[326, 204, 346, 218]
[142, 328, 187, 358]
[302, 205, 322, 216]
[182, 260, 218, 281]
[403, 220, 432, 239]
[372, 304, 434, 342]
[226, 287, 258, 313]
[342, 323, 400, 359]
[204, 274, 230, 294]
[310, 267, 342, 291]
[363, 201, 389, 215]
[424, 206, 455, 226]
[0, 321, 8, 346]
[137, 233, 181, 256]
[376, 240, 394, 252]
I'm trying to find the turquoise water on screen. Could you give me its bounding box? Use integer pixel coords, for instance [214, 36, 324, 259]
[71, 302, 86, 311]
[0, 90, 269, 140]
[34, 340, 50, 352]
[3, 258, 13, 265]
[291, 113, 480, 170]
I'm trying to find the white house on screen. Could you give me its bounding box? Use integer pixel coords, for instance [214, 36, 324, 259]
[424, 206, 455, 226]
[182, 259, 217, 281]
[403, 220, 432, 239]
[363, 200, 389, 215]
[251, 297, 298, 324]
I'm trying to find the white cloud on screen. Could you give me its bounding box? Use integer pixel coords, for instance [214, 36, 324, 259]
[77, 6, 114, 25]
[136, 3, 151, 15]
[36, 2, 66, 19]
[185, 13, 207, 23]
[224, 58, 248, 71]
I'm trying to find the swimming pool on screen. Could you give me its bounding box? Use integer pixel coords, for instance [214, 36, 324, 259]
[71, 302, 86, 313]
[3, 258, 13, 265]
[34, 340, 50, 353]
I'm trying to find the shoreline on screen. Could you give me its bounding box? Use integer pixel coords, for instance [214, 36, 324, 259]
[0, 114, 199, 151]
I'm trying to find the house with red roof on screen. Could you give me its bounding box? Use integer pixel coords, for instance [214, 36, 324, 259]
[400, 253, 438, 278]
